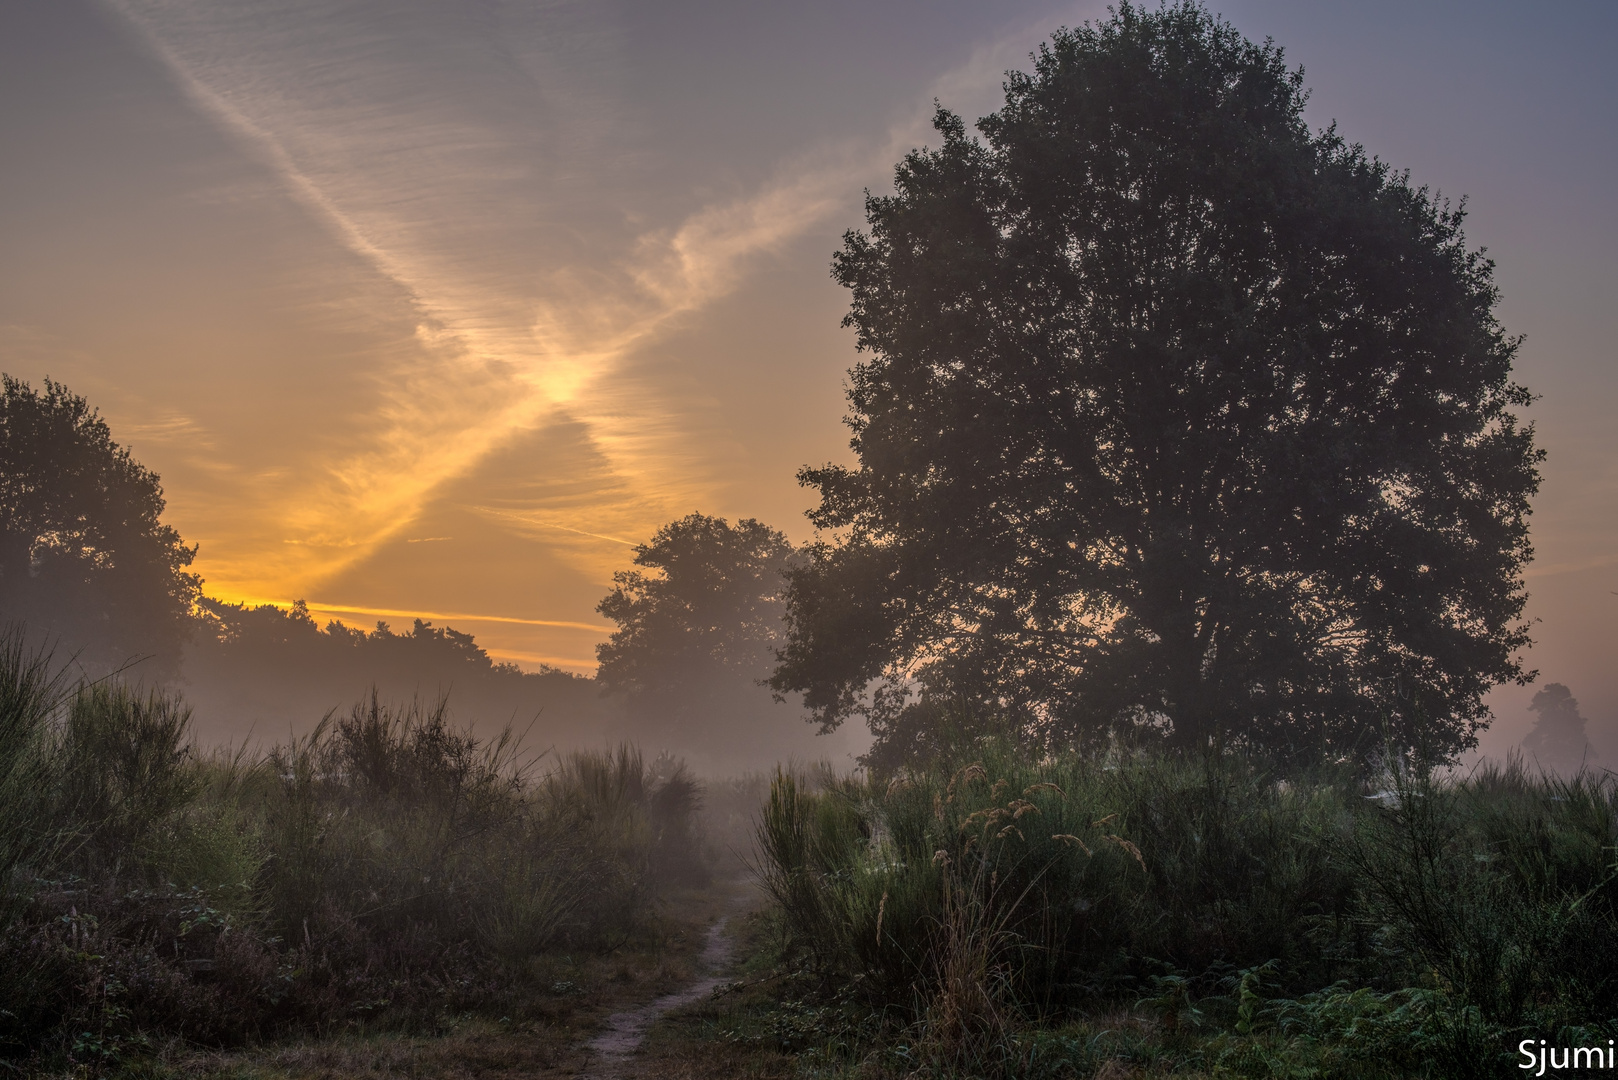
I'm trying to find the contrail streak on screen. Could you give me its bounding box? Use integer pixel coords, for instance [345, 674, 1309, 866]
[101, 0, 862, 600]
[97, 0, 1084, 612]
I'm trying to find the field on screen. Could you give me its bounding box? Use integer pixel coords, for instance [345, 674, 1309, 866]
[3, 632, 1615, 1079]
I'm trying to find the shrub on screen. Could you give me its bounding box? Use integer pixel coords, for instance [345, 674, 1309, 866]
[759, 745, 1358, 1019]
[757, 740, 1618, 1079]
[0, 632, 707, 1068]
[53, 682, 199, 872]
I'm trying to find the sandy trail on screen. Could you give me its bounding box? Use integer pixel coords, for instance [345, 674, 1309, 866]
[580, 908, 739, 1077]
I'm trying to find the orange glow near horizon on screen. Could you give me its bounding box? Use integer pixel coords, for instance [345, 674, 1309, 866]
[211, 596, 612, 636]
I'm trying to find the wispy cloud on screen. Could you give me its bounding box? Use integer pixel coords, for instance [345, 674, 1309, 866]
[97, 0, 1085, 607]
[101, 0, 874, 600]
[119, 413, 216, 448]
[1524, 552, 1618, 579]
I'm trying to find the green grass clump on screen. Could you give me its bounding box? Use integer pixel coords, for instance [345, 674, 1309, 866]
[0, 630, 64, 918]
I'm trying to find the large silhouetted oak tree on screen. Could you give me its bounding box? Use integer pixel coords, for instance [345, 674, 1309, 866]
[0, 375, 200, 676]
[770, 4, 1541, 764]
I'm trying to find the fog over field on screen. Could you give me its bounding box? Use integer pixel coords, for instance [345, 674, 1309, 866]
[6, 4, 1618, 1076]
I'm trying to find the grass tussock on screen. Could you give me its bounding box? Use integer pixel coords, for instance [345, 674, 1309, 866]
[754, 742, 1618, 1079]
[0, 628, 708, 1073]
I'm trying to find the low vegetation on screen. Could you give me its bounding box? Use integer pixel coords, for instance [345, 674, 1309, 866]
[0, 628, 706, 1074]
[750, 742, 1618, 1079]
[8, 617, 1617, 1079]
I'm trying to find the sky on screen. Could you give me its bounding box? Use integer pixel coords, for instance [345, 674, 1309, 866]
[1, 0, 1614, 756]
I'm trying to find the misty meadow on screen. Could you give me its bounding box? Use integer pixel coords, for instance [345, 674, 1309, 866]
[3, 3, 1616, 1079]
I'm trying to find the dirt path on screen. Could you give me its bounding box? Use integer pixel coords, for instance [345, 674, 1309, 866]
[579, 908, 740, 1078]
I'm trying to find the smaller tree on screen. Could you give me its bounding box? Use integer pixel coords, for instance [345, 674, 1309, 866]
[1521, 683, 1596, 775]
[0, 376, 200, 676]
[596, 514, 797, 727]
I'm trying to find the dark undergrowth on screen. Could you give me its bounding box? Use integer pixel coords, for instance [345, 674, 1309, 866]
[0, 628, 708, 1075]
[748, 740, 1618, 1079]
[10, 614, 1616, 1079]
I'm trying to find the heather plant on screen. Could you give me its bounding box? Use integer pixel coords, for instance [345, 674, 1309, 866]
[1348, 754, 1618, 1032]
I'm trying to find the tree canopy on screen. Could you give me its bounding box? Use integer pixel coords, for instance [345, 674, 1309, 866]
[597, 513, 797, 724]
[1521, 683, 1596, 775]
[0, 375, 200, 676]
[770, 3, 1541, 764]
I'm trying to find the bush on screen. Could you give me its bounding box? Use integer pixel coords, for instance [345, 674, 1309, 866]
[0, 629, 707, 1068]
[759, 746, 1355, 1014]
[53, 682, 199, 871]
[1349, 755, 1618, 1032]
[757, 741, 1618, 1078]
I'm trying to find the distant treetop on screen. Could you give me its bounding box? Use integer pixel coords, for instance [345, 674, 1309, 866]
[1522, 683, 1597, 775]
[596, 513, 797, 719]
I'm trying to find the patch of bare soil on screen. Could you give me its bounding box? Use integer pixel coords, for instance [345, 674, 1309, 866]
[579, 905, 741, 1077]
[599, 905, 796, 1080]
